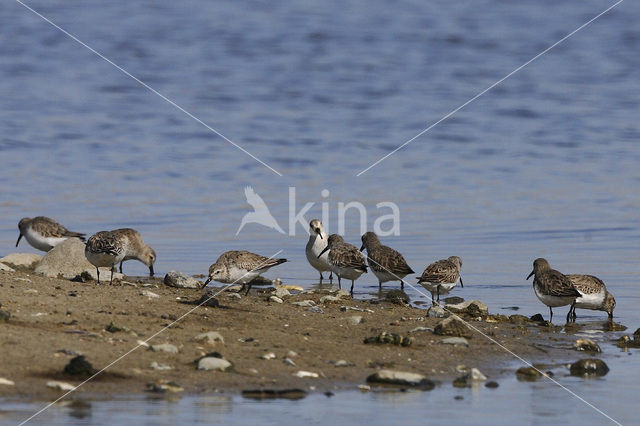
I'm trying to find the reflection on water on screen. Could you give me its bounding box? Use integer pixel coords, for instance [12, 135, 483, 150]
[1, 0, 639, 423]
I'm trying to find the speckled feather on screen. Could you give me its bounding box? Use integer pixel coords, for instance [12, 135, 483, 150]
[326, 236, 367, 272]
[566, 274, 606, 295]
[85, 231, 125, 256]
[418, 258, 460, 284]
[534, 270, 580, 298]
[209, 250, 286, 274]
[25, 216, 85, 240]
[361, 232, 413, 275]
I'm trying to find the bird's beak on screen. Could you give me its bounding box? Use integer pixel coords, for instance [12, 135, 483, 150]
[204, 277, 212, 286]
[16, 233, 23, 247]
[526, 270, 534, 280]
[359, 245, 365, 252]
[318, 246, 329, 258]
[315, 228, 322, 239]
[149, 265, 154, 277]
[460, 277, 464, 288]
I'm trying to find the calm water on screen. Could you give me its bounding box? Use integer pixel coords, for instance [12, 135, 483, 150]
[1, 0, 639, 423]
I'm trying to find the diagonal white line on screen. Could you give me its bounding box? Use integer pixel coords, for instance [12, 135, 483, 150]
[363, 256, 621, 425]
[356, 0, 624, 176]
[19, 250, 284, 425]
[13, 0, 283, 177]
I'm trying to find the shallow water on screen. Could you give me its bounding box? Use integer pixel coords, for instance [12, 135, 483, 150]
[1, 0, 639, 423]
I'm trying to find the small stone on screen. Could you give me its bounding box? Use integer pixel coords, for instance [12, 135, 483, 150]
[409, 326, 433, 333]
[485, 381, 499, 388]
[241, 389, 307, 400]
[320, 295, 340, 303]
[137, 340, 149, 347]
[197, 357, 232, 371]
[141, 290, 160, 299]
[294, 370, 319, 378]
[469, 368, 487, 381]
[0, 263, 15, 272]
[47, 381, 75, 391]
[509, 314, 532, 324]
[569, 359, 609, 377]
[385, 290, 409, 305]
[633, 328, 640, 340]
[0, 253, 42, 269]
[485, 314, 509, 323]
[283, 358, 296, 366]
[346, 315, 364, 325]
[434, 317, 472, 338]
[150, 344, 179, 354]
[364, 331, 412, 346]
[0, 309, 10, 322]
[334, 360, 353, 367]
[260, 352, 277, 360]
[336, 289, 351, 299]
[163, 271, 202, 289]
[574, 339, 601, 352]
[307, 306, 324, 314]
[286, 350, 298, 357]
[441, 337, 469, 347]
[0, 378, 15, 386]
[426, 306, 449, 318]
[516, 366, 543, 381]
[274, 288, 291, 299]
[269, 296, 283, 304]
[150, 362, 173, 371]
[146, 380, 183, 393]
[194, 332, 225, 346]
[453, 368, 486, 387]
[292, 300, 315, 307]
[227, 293, 241, 299]
[64, 356, 96, 377]
[444, 296, 464, 304]
[530, 313, 545, 323]
[445, 300, 488, 318]
[617, 335, 640, 348]
[366, 369, 434, 390]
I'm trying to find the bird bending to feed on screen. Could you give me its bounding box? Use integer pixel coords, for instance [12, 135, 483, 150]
[360, 231, 413, 290]
[110, 228, 156, 277]
[84, 231, 126, 284]
[526, 258, 580, 323]
[417, 256, 463, 304]
[204, 250, 287, 295]
[305, 219, 333, 283]
[566, 274, 616, 320]
[236, 186, 285, 235]
[16, 216, 85, 252]
[318, 234, 367, 296]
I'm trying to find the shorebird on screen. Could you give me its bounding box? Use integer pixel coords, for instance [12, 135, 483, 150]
[236, 186, 285, 235]
[111, 228, 156, 277]
[16, 216, 85, 252]
[204, 250, 287, 295]
[318, 235, 367, 296]
[526, 258, 580, 323]
[84, 231, 126, 284]
[305, 219, 333, 283]
[566, 274, 616, 320]
[360, 232, 413, 290]
[417, 256, 463, 304]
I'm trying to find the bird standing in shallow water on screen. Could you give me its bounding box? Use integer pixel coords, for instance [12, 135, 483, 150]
[204, 250, 287, 295]
[526, 258, 580, 323]
[305, 219, 333, 283]
[566, 274, 615, 320]
[360, 231, 413, 290]
[16, 216, 85, 252]
[417, 256, 464, 304]
[84, 231, 126, 284]
[318, 235, 367, 296]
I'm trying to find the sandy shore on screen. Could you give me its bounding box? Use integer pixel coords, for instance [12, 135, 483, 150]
[0, 268, 608, 400]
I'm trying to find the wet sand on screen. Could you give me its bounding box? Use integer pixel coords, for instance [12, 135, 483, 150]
[0, 269, 592, 400]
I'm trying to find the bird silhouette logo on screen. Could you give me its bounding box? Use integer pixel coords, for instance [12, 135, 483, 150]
[236, 186, 286, 235]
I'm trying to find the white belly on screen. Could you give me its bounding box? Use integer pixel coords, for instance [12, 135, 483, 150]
[534, 285, 575, 307]
[24, 228, 67, 252]
[419, 278, 459, 295]
[332, 265, 365, 281]
[85, 251, 124, 268]
[223, 266, 260, 284]
[372, 268, 407, 283]
[575, 290, 606, 310]
[306, 236, 331, 272]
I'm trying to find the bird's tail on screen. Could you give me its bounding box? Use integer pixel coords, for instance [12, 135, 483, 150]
[65, 231, 86, 241]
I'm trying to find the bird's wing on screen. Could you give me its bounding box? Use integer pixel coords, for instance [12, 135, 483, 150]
[418, 259, 457, 283]
[544, 271, 581, 297]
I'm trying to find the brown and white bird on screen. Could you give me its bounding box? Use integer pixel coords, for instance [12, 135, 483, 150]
[84, 231, 126, 284]
[16, 216, 85, 252]
[360, 231, 413, 290]
[204, 250, 287, 295]
[566, 274, 616, 320]
[318, 235, 367, 296]
[417, 256, 463, 304]
[305, 219, 332, 283]
[526, 258, 580, 323]
[110, 228, 156, 277]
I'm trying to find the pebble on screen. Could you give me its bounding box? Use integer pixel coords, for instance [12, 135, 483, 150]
[336, 289, 351, 299]
[197, 357, 232, 371]
[426, 306, 448, 318]
[307, 306, 324, 314]
[260, 352, 277, 360]
[194, 332, 225, 346]
[0, 253, 42, 269]
[292, 300, 315, 307]
[366, 369, 435, 390]
[346, 315, 364, 325]
[269, 296, 284, 304]
[64, 356, 96, 377]
[283, 358, 296, 366]
[334, 360, 354, 367]
[150, 362, 173, 371]
[441, 337, 469, 347]
[433, 317, 473, 338]
[163, 271, 202, 289]
[274, 288, 291, 299]
[137, 340, 149, 348]
[0, 310, 11, 322]
[0, 378, 15, 386]
[445, 300, 488, 318]
[319, 295, 340, 303]
[294, 370, 319, 378]
[141, 290, 160, 299]
[385, 289, 409, 305]
[569, 359, 609, 377]
[574, 339, 601, 352]
[0, 263, 15, 272]
[150, 344, 179, 354]
[340, 306, 374, 313]
[485, 381, 499, 389]
[516, 366, 543, 381]
[364, 332, 412, 347]
[409, 327, 433, 333]
[227, 293, 242, 299]
[47, 381, 75, 391]
[146, 380, 183, 393]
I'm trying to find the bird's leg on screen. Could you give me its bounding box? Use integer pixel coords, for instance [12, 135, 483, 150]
[337, 276, 341, 289]
[400, 280, 404, 289]
[110, 268, 114, 285]
[329, 272, 333, 283]
[350, 280, 354, 297]
[96, 267, 100, 284]
[378, 280, 382, 289]
[431, 293, 435, 305]
[245, 283, 252, 296]
[119, 261, 123, 274]
[549, 307, 553, 323]
[239, 284, 246, 294]
[319, 272, 324, 284]
[437, 286, 440, 302]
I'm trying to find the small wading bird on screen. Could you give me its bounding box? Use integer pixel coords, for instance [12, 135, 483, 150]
[360, 231, 413, 290]
[318, 235, 367, 296]
[16, 216, 85, 252]
[204, 250, 287, 295]
[236, 186, 285, 235]
[110, 228, 156, 277]
[566, 274, 616, 320]
[417, 256, 463, 304]
[526, 258, 580, 323]
[305, 219, 333, 283]
[84, 231, 126, 285]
